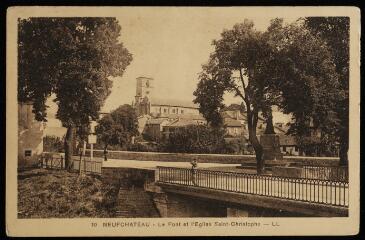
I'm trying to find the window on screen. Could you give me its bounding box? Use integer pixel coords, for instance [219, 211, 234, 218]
[282, 146, 286, 152]
[24, 150, 32, 157]
[172, 109, 175, 113]
[294, 146, 298, 151]
[181, 110, 184, 114]
[164, 109, 167, 113]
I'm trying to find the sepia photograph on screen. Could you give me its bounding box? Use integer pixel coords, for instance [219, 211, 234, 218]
[6, 6, 360, 236]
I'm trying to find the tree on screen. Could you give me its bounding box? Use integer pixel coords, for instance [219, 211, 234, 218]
[304, 17, 349, 165]
[18, 18, 132, 169]
[194, 19, 340, 174]
[95, 104, 139, 151]
[221, 103, 246, 112]
[266, 18, 342, 161]
[194, 20, 279, 174]
[164, 125, 228, 154]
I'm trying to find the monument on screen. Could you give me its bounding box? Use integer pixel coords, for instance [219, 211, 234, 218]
[260, 114, 283, 160]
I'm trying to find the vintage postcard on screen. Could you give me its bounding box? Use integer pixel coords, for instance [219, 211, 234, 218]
[6, 6, 360, 236]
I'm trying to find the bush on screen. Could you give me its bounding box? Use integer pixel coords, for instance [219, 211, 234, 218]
[43, 135, 64, 152]
[127, 142, 160, 152]
[163, 125, 229, 154]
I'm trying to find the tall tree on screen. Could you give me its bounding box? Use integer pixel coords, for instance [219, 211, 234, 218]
[194, 19, 340, 174]
[95, 104, 139, 151]
[18, 18, 132, 168]
[266, 18, 342, 161]
[304, 17, 349, 165]
[194, 20, 278, 174]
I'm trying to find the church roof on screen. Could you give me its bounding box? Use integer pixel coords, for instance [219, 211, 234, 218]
[150, 97, 198, 109]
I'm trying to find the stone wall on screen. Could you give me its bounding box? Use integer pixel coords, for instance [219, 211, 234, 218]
[101, 167, 160, 217]
[101, 167, 156, 188]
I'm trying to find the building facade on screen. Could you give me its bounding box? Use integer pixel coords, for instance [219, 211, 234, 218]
[18, 102, 45, 167]
[133, 76, 205, 141]
[134, 76, 200, 117]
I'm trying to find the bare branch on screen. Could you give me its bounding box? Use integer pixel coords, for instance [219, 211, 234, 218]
[232, 85, 246, 102]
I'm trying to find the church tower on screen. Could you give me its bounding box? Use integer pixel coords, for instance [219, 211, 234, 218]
[134, 77, 153, 115]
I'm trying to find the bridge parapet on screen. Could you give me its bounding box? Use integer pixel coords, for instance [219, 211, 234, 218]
[156, 166, 349, 217]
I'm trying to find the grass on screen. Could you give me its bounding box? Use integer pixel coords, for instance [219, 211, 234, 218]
[18, 168, 119, 218]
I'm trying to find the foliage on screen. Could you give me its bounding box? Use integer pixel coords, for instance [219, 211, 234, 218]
[163, 124, 229, 154]
[95, 104, 139, 149]
[304, 17, 349, 165]
[18, 18, 132, 167]
[265, 19, 340, 137]
[127, 142, 161, 152]
[43, 135, 65, 152]
[223, 137, 247, 154]
[221, 103, 246, 113]
[194, 18, 341, 172]
[18, 168, 118, 218]
[194, 19, 278, 173]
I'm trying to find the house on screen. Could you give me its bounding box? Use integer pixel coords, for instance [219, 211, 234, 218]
[223, 118, 245, 137]
[18, 102, 45, 167]
[279, 135, 299, 155]
[143, 118, 170, 141]
[132, 76, 206, 141]
[221, 106, 300, 155]
[162, 118, 206, 140]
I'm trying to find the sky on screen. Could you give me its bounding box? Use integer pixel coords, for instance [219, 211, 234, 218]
[46, 8, 298, 127]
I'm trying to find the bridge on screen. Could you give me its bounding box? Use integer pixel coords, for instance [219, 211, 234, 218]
[41, 154, 349, 217]
[153, 166, 348, 217]
[101, 164, 348, 218]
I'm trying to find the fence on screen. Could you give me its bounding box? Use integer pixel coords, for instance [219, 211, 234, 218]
[302, 165, 348, 182]
[39, 153, 102, 174]
[157, 167, 349, 207]
[72, 157, 102, 174]
[39, 153, 64, 169]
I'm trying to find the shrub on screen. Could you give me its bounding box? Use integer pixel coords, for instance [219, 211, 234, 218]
[43, 135, 64, 152]
[163, 125, 228, 154]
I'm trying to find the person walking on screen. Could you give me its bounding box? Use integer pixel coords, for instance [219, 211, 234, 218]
[191, 159, 198, 186]
[104, 147, 108, 161]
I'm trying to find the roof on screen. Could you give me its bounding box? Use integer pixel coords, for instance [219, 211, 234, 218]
[221, 111, 244, 119]
[158, 113, 205, 121]
[146, 118, 169, 125]
[223, 118, 243, 127]
[44, 126, 67, 138]
[165, 118, 203, 128]
[150, 97, 198, 109]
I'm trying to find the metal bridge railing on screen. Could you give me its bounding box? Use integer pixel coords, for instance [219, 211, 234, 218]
[302, 165, 348, 182]
[157, 166, 349, 207]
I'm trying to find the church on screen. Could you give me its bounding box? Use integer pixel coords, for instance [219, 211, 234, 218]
[133, 76, 200, 117]
[133, 76, 206, 141]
